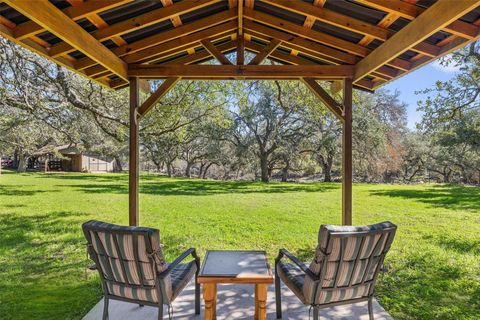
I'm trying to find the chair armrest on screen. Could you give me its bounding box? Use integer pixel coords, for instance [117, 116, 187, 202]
[276, 248, 318, 281]
[158, 248, 198, 279]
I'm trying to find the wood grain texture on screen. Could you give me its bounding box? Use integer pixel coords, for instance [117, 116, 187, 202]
[354, 0, 479, 82]
[6, 0, 128, 80]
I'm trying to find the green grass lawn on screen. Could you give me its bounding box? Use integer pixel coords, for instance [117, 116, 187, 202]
[0, 170, 479, 319]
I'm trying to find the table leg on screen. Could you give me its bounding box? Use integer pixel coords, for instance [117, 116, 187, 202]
[255, 284, 267, 320]
[203, 283, 217, 320]
[254, 285, 259, 320]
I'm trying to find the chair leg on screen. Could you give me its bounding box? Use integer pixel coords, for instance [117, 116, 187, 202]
[158, 304, 163, 320]
[313, 306, 319, 320]
[368, 297, 374, 320]
[195, 280, 200, 314]
[275, 265, 282, 319]
[102, 297, 109, 320]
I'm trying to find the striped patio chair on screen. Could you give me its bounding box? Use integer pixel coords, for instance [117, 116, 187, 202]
[82, 220, 200, 320]
[275, 221, 397, 320]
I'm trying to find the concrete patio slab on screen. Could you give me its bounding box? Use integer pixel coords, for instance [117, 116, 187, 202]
[83, 281, 393, 319]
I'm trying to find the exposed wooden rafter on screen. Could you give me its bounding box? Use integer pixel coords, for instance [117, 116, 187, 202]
[75, 12, 237, 71]
[49, 0, 221, 58]
[5, 0, 128, 81]
[138, 77, 181, 116]
[236, 0, 244, 65]
[248, 39, 281, 65]
[0, 0, 477, 91]
[354, 0, 480, 82]
[302, 78, 344, 121]
[201, 39, 233, 65]
[356, 0, 480, 40]
[13, 0, 133, 40]
[264, 0, 389, 41]
[128, 64, 354, 79]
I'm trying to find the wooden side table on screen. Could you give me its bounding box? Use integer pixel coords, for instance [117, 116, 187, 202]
[197, 250, 274, 320]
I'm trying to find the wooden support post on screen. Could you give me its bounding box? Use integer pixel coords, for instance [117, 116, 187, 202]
[129, 77, 140, 226]
[342, 78, 353, 225]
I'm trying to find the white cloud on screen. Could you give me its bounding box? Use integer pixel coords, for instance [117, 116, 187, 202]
[430, 55, 461, 73]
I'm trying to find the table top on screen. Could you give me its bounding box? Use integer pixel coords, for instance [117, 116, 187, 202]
[198, 250, 273, 284]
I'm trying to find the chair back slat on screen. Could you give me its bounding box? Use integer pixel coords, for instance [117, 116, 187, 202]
[303, 221, 396, 305]
[82, 220, 172, 304]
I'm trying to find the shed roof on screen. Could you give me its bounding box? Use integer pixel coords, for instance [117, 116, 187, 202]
[0, 0, 479, 91]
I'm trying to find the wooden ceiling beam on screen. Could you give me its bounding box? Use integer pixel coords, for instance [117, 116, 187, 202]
[123, 25, 236, 65]
[110, 41, 238, 89]
[114, 9, 235, 57]
[89, 34, 235, 79]
[5, 0, 128, 81]
[354, 0, 479, 82]
[138, 77, 180, 116]
[128, 64, 354, 79]
[356, 0, 480, 40]
[303, 0, 326, 29]
[246, 22, 404, 77]
[237, 0, 244, 65]
[358, 12, 399, 47]
[244, 8, 369, 57]
[244, 20, 358, 65]
[302, 78, 344, 121]
[74, 12, 236, 70]
[244, 39, 375, 90]
[376, 29, 480, 89]
[245, 40, 314, 66]
[160, 0, 183, 27]
[176, 40, 237, 65]
[263, 0, 389, 41]
[85, 13, 127, 47]
[13, 0, 133, 40]
[201, 39, 233, 65]
[49, 0, 220, 58]
[248, 38, 281, 65]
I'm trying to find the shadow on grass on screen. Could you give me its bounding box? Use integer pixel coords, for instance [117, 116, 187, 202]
[0, 211, 87, 272]
[377, 249, 479, 319]
[54, 179, 340, 196]
[369, 184, 480, 211]
[0, 185, 50, 196]
[0, 210, 105, 319]
[422, 234, 480, 255]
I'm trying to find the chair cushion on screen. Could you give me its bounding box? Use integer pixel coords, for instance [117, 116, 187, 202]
[106, 282, 159, 303]
[318, 221, 396, 254]
[106, 261, 197, 304]
[170, 261, 197, 300]
[277, 261, 307, 304]
[315, 284, 371, 305]
[302, 221, 396, 305]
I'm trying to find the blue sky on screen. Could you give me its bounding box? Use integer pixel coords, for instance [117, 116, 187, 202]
[384, 60, 458, 129]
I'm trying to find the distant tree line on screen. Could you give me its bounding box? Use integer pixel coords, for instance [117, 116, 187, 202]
[1, 39, 479, 184]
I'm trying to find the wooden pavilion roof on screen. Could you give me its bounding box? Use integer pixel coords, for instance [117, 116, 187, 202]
[0, 0, 479, 91]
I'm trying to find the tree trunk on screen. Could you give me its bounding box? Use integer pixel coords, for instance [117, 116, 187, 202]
[318, 154, 333, 182]
[203, 163, 213, 179]
[17, 154, 27, 172]
[281, 167, 288, 182]
[185, 162, 192, 178]
[198, 162, 205, 178]
[260, 153, 269, 182]
[443, 167, 452, 183]
[166, 162, 173, 177]
[13, 150, 19, 168]
[114, 156, 123, 172]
